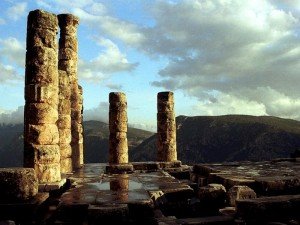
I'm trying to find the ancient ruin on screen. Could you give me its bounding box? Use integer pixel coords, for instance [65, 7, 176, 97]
[58, 14, 83, 171]
[108, 92, 128, 164]
[24, 10, 61, 183]
[0, 9, 299, 225]
[157, 92, 177, 162]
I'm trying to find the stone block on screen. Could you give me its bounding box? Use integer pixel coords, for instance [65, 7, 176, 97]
[57, 115, 71, 129]
[58, 99, 71, 114]
[59, 35, 78, 51]
[59, 128, 72, 144]
[109, 102, 127, 111]
[25, 64, 58, 85]
[25, 124, 59, 145]
[108, 151, 128, 164]
[58, 59, 77, 74]
[109, 110, 127, 122]
[0, 168, 38, 201]
[28, 144, 60, 164]
[58, 14, 79, 35]
[198, 183, 226, 207]
[71, 110, 82, 121]
[25, 85, 58, 105]
[157, 101, 174, 112]
[60, 144, 72, 158]
[61, 158, 73, 174]
[157, 112, 175, 122]
[105, 164, 133, 174]
[59, 47, 77, 60]
[27, 9, 58, 31]
[26, 27, 57, 49]
[109, 136, 128, 153]
[109, 122, 127, 133]
[157, 92, 174, 103]
[35, 162, 61, 183]
[109, 92, 126, 103]
[26, 46, 58, 66]
[227, 185, 257, 207]
[25, 103, 58, 124]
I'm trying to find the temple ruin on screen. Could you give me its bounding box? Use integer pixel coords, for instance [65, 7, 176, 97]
[0, 9, 299, 225]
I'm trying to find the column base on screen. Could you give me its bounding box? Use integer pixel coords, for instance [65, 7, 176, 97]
[158, 160, 182, 169]
[38, 178, 67, 192]
[105, 163, 133, 174]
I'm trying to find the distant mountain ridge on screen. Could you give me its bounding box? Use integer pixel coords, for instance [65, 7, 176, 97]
[0, 121, 153, 167]
[1, 115, 300, 167]
[130, 115, 300, 163]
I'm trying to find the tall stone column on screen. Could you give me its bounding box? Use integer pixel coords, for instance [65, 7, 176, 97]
[24, 10, 61, 183]
[57, 69, 72, 173]
[57, 14, 82, 170]
[157, 92, 177, 162]
[109, 92, 128, 164]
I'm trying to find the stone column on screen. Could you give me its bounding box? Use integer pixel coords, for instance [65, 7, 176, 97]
[109, 92, 128, 164]
[57, 69, 72, 173]
[157, 92, 177, 162]
[24, 10, 61, 183]
[57, 14, 82, 170]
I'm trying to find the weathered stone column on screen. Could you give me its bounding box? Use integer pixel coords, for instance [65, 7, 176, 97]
[24, 10, 61, 183]
[58, 14, 83, 170]
[109, 92, 128, 164]
[57, 69, 72, 173]
[157, 92, 177, 161]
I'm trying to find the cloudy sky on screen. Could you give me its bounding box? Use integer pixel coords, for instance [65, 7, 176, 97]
[0, 0, 300, 131]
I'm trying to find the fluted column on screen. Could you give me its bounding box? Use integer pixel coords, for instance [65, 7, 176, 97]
[109, 92, 128, 164]
[24, 10, 61, 183]
[157, 92, 177, 162]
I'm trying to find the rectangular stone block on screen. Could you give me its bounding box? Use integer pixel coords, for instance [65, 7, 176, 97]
[109, 102, 127, 112]
[30, 144, 60, 164]
[60, 143, 72, 158]
[109, 122, 127, 133]
[109, 137, 128, 153]
[108, 151, 128, 164]
[58, 99, 71, 114]
[60, 158, 73, 174]
[25, 103, 58, 124]
[35, 162, 61, 183]
[59, 35, 78, 52]
[109, 110, 127, 122]
[71, 120, 83, 133]
[26, 46, 58, 66]
[25, 124, 59, 145]
[0, 168, 38, 201]
[58, 59, 77, 74]
[25, 84, 58, 105]
[59, 47, 77, 60]
[57, 115, 71, 129]
[27, 27, 57, 49]
[27, 9, 58, 31]
[25, 64, 58, 85]
[59, 128, 72, 144]
[71, 110, 83, 122]
[157, 112, 175, 122]
[157, 102, 174, 112]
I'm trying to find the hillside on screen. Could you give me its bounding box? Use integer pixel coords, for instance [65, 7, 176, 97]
[84, 120, 153, 163]
[0, 121, 153, 167]
[130, 115, 300, 163]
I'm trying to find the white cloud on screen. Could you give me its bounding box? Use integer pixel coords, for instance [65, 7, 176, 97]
[136, 0, 300, 120]
[78, 37, 138, 82]
[0, 106, 23, 124]
[6, 2, 27, 21]
[84, 102, 108, 122]
[0, 37, 25, 67]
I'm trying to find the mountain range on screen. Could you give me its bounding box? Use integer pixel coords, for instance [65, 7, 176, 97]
[1, 115, 300, 167]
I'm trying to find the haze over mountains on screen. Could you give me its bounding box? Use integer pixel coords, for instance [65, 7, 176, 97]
[1, 115, 300, 167]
